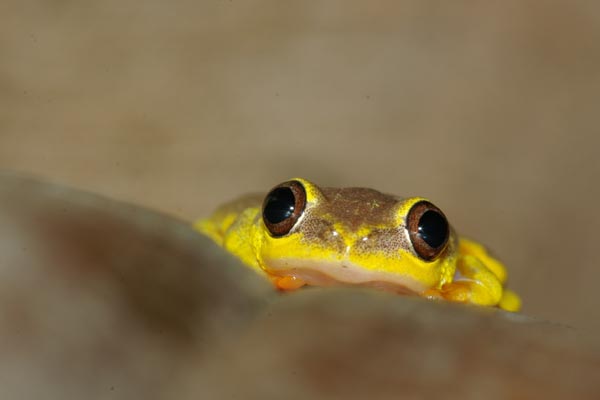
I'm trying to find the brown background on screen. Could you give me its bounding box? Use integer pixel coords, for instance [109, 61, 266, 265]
[1, 1, 599, 332]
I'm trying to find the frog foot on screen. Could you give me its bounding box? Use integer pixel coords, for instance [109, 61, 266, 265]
[422, 281, 473, 303]
[272, 275, 307, 291]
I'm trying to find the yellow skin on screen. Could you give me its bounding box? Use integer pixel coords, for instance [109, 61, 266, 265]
[195, 178, 521, 312]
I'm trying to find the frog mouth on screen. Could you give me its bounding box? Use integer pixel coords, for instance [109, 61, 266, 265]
[262, 259, 427, 295]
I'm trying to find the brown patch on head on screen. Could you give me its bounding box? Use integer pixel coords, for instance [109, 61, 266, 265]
[299, 214, 346, 254]
[353, 227, 411, 255]
[318, 187, 402, 231]
[290, 186, 410, 257]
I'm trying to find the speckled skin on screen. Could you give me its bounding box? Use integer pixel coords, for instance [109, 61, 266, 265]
[195, 178, 521, 311]
[299, 187, 413, 255]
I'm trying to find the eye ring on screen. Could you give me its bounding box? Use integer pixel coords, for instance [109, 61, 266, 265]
[262, 180, 307, 237]
[407, 201, 449, 261]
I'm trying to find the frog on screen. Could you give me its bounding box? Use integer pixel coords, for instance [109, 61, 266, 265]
[194, 178, 521, 312]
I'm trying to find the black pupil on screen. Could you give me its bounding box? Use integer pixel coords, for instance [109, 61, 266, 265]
[263, 187, 296, 224]
[418, 210, 448, 249]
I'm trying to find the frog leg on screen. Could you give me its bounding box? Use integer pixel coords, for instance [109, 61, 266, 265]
[426, 254, 504, 307]
[458, 238, 507, 284]
[424, 239, 520, 311]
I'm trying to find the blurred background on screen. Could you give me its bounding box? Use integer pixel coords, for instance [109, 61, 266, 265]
[1, 1, 598, 331]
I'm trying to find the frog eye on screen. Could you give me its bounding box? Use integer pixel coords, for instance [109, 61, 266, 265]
[262, 180, 307, 237]
[407, 201, 449, 261]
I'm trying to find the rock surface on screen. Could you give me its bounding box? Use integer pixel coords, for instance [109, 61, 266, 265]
[1, 173, 598, 399]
